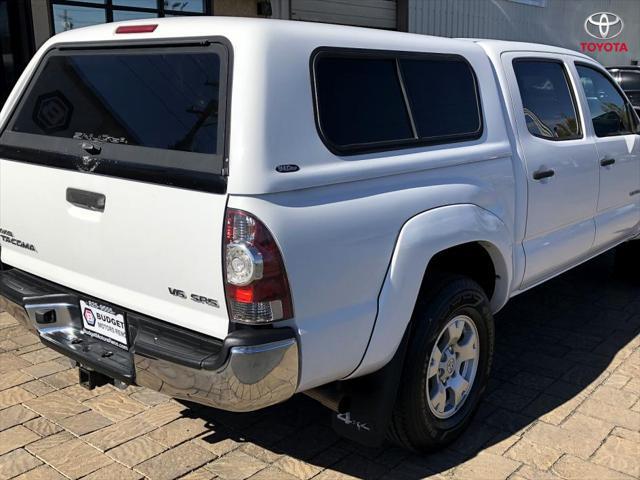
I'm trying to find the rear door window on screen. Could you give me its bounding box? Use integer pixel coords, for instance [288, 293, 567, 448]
[1, 44, 229, 192]
[513, 60, 581, 140]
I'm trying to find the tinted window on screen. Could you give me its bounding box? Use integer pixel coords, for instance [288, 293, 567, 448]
[112, 10, 158, 21]
[576, 65, 636, 137]
[12, 50, 221, 154]
[400, 58, 480, 139]
[513, 60, 580, 140]
[52, 4, 106, 33]
[314, 56, 413, 148]
[620, 71, 640, 90]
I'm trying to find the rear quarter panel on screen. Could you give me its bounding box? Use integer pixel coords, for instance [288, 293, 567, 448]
[229, 155, 515, 390]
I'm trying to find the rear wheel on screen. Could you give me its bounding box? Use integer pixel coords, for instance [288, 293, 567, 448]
[389, 275, 494, 451]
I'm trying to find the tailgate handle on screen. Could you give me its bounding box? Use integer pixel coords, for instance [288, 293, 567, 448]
[66, 188, 106, 212]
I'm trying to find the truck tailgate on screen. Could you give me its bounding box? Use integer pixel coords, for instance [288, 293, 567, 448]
[0, 42, 231, 340]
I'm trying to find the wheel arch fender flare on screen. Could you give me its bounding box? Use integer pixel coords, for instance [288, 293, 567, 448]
[346, 203, 513, 379]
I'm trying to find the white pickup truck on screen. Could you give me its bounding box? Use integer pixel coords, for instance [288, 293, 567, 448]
[0, 18, 638, 452]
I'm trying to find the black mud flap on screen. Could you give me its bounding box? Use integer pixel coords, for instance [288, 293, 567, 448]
[331, 330, 409, 447]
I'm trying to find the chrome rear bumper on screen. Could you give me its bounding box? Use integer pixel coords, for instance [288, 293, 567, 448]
[135, 338, 298, 412]
[0, 269, 299, 412]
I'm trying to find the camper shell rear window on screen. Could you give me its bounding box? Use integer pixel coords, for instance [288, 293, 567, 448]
[0, 42, 229, 193]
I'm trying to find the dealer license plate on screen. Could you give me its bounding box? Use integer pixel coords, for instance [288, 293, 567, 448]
[80, 299, 128, 349]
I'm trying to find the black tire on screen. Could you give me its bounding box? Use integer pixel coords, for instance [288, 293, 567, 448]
[388, 274, 494, 452]
[614, 241, 639, 280]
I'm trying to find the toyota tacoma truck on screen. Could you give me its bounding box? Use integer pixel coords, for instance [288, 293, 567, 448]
[0, 18, 638, 452]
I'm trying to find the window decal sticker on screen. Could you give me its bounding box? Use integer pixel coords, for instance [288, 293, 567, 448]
[32, 90, 73, 134]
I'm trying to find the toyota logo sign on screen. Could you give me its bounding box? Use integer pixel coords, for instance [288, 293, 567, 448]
[584, 12, 624, 40]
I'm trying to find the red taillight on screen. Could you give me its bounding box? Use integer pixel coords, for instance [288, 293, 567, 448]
[115, 24, 158, 34]
[224, 208, 293, 324]
[232, 285, 255, 303]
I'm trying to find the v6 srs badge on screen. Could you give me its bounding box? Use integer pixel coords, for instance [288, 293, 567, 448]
[168, 287, 220, 308]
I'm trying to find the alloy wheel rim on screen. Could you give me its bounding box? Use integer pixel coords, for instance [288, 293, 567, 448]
[426, 314, 480, 419]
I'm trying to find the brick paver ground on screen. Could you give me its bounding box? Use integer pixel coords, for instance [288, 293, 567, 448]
[0, 252, 638, 479]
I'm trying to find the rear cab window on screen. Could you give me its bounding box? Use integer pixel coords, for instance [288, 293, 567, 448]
[1, 42, 229, 192]
[311, 48, 483, 155]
